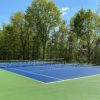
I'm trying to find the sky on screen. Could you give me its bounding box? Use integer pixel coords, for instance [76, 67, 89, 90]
[0, 0, 100, 28]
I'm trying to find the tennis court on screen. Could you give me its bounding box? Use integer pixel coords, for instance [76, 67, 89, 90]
[0, 62, 100, 100]
[0, 62, 100, 84]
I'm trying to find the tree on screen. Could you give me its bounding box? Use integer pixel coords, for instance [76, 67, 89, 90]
[26, 0, 61, 59]
[72, 9, 86, 37]
[11, 12, 27, 60]
[83, 10, 98, 63]
[0, 24, 19, 60]
[93, 36, 100, 64]
[71, 9, 97, 63]
[58, 20, 68, 58]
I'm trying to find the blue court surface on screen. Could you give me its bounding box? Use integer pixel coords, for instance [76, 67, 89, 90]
[0, 63, 100, 84]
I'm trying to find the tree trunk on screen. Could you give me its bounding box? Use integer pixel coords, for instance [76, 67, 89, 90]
[43, 44, 46, 60]
[87, 46, 91, 63]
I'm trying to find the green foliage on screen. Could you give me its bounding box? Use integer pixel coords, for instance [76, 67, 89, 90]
[70, 9, 100, 64]
[0, 0, 99, 64]
[25, 0, 61, 59]
[71, 9, 86, 37]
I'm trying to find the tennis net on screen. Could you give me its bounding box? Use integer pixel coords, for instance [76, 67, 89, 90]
[0, 58, 65, 69]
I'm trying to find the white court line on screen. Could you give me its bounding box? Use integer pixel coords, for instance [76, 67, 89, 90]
[3, 67, 100, 84]
[46, 74, 100, 84]
[7, 68, 100, 84]
[10, 68, 61, 81]
[2, 69, 46, 84]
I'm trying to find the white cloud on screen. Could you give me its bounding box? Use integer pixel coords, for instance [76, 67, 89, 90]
[61, 7, 70, 16]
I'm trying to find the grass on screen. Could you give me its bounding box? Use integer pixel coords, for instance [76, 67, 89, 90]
[0, 69, 100, 100]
